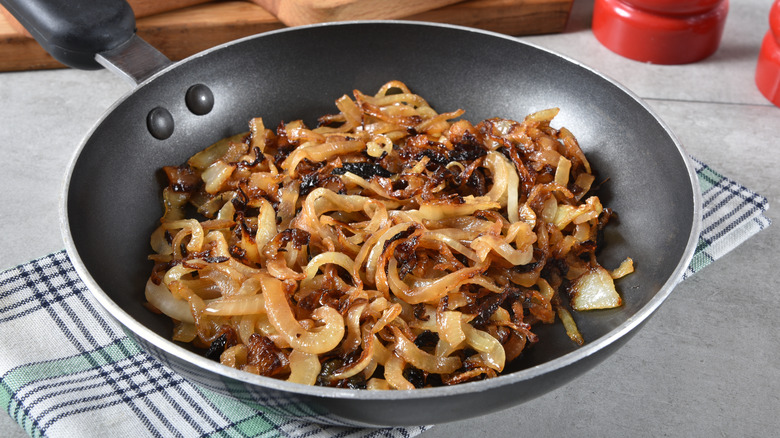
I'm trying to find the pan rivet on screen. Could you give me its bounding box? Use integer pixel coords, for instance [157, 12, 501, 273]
[147, 107, 174, 140]
[186, 84, 214, 115]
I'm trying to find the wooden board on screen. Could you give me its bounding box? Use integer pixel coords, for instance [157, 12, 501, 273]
[0, 1, 283, 71]
[0, 0, 573, 72]
[0, 0, 213, 37]
[409, 0, 573, 36]
[251, 0, 464, 26]
[137, 1, 285, 63]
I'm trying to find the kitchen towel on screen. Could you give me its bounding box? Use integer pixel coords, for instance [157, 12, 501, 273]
[0, 159, 770, 438]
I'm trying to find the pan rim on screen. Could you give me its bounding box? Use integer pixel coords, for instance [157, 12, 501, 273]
[60, 20, 703, 402]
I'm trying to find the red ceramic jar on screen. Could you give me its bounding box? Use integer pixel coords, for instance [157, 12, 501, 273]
[755, 0, 780, 106]
[592, 0, 729, 64]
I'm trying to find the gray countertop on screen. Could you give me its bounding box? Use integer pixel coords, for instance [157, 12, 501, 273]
[1, 0, 778, 437]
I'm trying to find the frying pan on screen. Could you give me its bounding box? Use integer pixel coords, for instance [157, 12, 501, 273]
[3, 0, 701, 427]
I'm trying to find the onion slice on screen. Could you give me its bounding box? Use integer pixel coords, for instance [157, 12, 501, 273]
[145, 279, 194, 324]
[392, 327, 461, 374]
[261, 274, 345, 354]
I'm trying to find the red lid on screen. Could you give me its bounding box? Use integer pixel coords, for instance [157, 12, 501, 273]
[755, 0, 780, 106]
[592, 0, 729, 65]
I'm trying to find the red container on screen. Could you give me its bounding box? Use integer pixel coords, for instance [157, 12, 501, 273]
[755, 0, 780, 106]
[621, 0, 724, 15]
[592, 0, 729, 64]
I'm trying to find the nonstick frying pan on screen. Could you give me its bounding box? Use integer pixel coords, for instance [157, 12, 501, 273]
[3, 0, 701, 427]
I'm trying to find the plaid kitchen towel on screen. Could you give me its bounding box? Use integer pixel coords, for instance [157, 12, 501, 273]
[683, 159, 771, 279]
[0, 160, 770, 438]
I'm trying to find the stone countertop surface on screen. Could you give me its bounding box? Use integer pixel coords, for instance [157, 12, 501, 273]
[1, 0, 778, 437]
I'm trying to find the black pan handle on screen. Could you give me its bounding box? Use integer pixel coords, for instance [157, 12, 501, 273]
[0, 0, 135, 70]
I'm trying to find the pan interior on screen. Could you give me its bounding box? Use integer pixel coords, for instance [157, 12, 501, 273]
[64, 22, 696, 396]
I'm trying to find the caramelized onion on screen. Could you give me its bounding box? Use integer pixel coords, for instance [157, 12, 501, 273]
[384, 353, 415, 390]
[145, 81, 631, 389]
[261, 274, 345, 354]
[145, 278, 193, 324]
[287, 350, 321, 385]
[203, 295, 265, 316]
[392, 327, 461, 374]
[462, 323, 505, 372]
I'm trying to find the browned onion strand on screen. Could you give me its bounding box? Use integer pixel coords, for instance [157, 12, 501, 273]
[145, 80, 633, 389]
